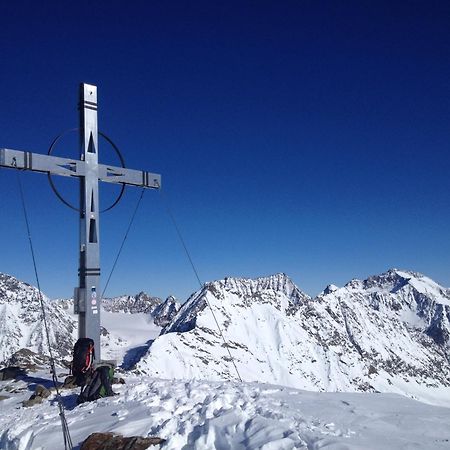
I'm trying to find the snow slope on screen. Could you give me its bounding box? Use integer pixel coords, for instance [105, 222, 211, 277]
[1, 374, 450, 450]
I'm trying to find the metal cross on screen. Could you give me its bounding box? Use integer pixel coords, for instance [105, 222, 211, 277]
[0, 83, 161, 362]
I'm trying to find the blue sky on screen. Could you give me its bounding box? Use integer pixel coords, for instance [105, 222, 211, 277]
[1, 1, 450, 301]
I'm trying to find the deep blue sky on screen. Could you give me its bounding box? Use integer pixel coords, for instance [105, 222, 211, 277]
[1, 1, 449, 301]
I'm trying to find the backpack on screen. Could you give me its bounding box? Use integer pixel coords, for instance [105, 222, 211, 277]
[72, 337, 95, 386]
[77, 365, 115, 404]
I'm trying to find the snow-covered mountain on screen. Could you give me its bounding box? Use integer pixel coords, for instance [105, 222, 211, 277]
[0, 273, 76, 365]
[0, 273, 169, 367]
[136, 270, 450, 405]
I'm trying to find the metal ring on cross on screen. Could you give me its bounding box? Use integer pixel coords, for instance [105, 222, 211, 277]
[47, 128, 126, 212]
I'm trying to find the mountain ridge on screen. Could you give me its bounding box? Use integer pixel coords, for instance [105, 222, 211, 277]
[137, 268, 450, 405]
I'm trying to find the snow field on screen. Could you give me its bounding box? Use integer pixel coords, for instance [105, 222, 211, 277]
[100, 311, 161, 364]
[1, 375, 450, 449]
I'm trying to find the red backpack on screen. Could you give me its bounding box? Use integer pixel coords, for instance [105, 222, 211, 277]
[72, 337, 95, 386]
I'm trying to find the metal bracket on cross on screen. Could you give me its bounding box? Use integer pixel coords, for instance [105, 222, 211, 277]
[0, 83, 161, 362]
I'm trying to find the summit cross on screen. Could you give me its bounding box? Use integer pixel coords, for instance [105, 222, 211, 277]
[0, 83, 161, 362]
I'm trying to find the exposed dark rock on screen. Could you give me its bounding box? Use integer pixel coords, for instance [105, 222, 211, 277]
[0, 366, 26, 380]
[153, 296, 181, 327]
[22, 396, 43, 407]
[63, 375, 77, 389]
[6, 349, 51, 371]
[80, 432, 166, 450]
[22, 384, 51, 407]
[35, 384, 51, 398]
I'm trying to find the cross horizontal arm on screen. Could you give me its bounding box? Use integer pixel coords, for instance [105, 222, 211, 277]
[98, 164, 160, 189]
[0, 148, 84, 177]
[0, 148, 161, 189]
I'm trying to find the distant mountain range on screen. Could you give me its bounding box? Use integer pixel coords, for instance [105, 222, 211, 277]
[1, 269, 450, 404]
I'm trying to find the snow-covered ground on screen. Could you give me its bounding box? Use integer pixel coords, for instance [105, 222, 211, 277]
[1, 374, 450, 449]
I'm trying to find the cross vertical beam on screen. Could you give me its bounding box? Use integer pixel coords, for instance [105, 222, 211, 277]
[75, 84, 101, 360]
[0, 83, 161, 364]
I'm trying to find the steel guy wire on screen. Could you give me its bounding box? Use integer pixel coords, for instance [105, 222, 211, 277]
[101, 188, 146, 300]
[16, 170, 73, 450]
[158, 186, 243, 383]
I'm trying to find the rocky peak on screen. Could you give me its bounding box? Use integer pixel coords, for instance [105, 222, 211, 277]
[103, 292, 162, 314]
[360, 269, 414, 293]
[215, 273, 308, 301]
[153, 296, 181, 327]
[163, 274, 310, 335]
[0, 273, 41, 305]
[322, 284, 338, 295]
